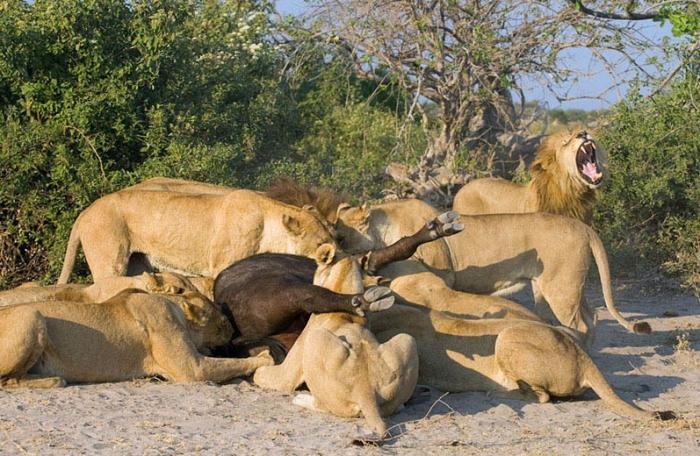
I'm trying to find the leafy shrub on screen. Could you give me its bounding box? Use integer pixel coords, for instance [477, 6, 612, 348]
[595, 75, 700, 293]
[0, 0, 289, 285]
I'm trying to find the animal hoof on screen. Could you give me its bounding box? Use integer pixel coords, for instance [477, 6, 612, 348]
[633, 321, 652, 334]
[368, 296, 395, 312]
[653, 410, 677, 421]
[443, 222, 465, 235]
[436, 210, 459, 224]
[352, 287, 394, 315]
[363, 286, 392, 302]
[427, 211, 463, 238]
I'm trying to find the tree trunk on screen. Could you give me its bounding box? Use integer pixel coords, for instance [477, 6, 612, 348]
[386, 124, 470, 208]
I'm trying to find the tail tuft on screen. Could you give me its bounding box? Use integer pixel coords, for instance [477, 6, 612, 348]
[653, 410, 677, 421]
[633, 321, 652, 335]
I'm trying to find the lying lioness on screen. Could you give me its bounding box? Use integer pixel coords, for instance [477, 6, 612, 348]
[0, 272, 214, 307]
[0, 290, 272, 387]
[254, 311, 418, 437]
[367, 304, 674, 421]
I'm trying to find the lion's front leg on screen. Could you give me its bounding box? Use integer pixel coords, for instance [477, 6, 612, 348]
[148, 323, 273, 383]
[253, 328, 307, 392]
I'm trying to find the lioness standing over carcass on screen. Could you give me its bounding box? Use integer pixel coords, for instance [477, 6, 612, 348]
[335, 201, 649, 344]
[453, 130, 608, 224]
[262, 179, 646, 343]
[58, 189, 338, 283]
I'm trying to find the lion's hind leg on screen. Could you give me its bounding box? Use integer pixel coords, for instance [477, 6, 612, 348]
[493, 323, 583, 402]
[0, 307, 63, 388]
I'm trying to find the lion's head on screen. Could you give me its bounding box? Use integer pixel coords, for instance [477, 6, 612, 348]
[170, 292, 234, 349]
[552, 130, 608, 189]
[334, 203, 376, 253]
[311, 243, 365, 295]
[528, 129, 608, 222]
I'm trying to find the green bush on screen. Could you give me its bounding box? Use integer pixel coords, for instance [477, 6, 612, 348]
[595, 75, 700, 293]
[0, 0, 291, 286]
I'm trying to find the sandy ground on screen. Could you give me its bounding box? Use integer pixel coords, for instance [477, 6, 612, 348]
[1, 281, 699, 455]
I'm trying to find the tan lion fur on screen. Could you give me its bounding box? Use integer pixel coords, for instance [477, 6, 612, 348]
[125, 177, 233, 195]
[58, 188, 338, 283]
[331, 200, 648, 344]
[1, 272, 214, 307]
[453, 130, 608, 224]
[254, 255, 419, 437]
[367, 304, 672, 421]
[0, 289, 273, 387]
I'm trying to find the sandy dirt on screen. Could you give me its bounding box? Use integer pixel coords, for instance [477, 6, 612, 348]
[1, 281, 699, 455]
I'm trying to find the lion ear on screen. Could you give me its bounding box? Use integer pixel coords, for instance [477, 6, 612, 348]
[314, 243, 336, 265]
[336, 203, 352, 216]
[282, 214, 304, 236]
[179, 301, 207, 326]
[302, 204, 321, 216]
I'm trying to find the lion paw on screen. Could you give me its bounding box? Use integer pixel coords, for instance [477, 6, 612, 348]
[255, 350, 275, 367]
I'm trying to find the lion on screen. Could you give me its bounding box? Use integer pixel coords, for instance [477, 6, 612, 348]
[253, 253, 419, 438]
[334, 201, 649, 345]
[367, 303, 674, 421]
[260, 182, 645, 344]
[1, 272, 214, 307]
[452, 130, 608, 224]
[255, 251, 673, 423]
[0, 289, 273, 387]
[58, 187, 338, 283]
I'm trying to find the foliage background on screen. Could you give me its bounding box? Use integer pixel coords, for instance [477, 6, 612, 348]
[0, 0, 697, 293]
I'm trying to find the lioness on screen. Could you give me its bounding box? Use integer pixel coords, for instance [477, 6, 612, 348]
[1, 272, 214, 307]
[453, 130, 608, 224]
[0, 290, 272, 387]
[367, 304, 674, 421]
[253, 254, 419, 437]
[58, 188, 338, 283]
[257, 251, 673, 423]
[333, 200, 649, 344]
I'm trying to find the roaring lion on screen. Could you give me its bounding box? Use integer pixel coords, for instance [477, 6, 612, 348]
[0, 289, 273, 387]
[452, 130, 608, 224]
[1, 272, 214, 307]
[58, 188, 338, 283]
[253, 253, 419, 438]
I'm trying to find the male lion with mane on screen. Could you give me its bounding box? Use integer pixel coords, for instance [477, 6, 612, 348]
[453, 130, 607, 223]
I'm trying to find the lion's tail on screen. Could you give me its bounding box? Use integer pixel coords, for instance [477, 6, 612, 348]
[57, 216, 82, 284]
[580, 348, 675, 420]
[586, 226, 651, 335]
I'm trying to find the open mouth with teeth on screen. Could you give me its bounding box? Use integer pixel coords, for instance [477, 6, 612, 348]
[575, 139, 603, 186]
